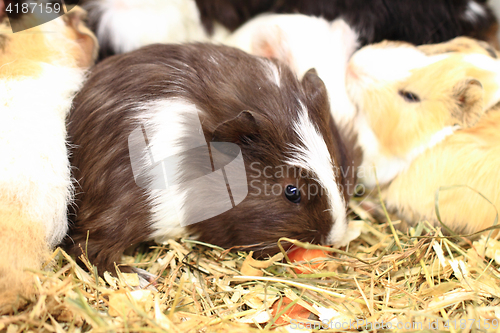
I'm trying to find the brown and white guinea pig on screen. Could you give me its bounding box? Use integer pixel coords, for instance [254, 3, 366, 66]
[0, 5, 97, 311]
[81, 0, 499, 60]
[418, 36, 500, 58]
[224, 15, 359, 129]
[346, 40, 500, 235]
[64, 43, 360, 276]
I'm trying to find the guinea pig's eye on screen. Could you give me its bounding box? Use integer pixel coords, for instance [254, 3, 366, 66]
[399, 90, 420, 103]
[284, 185, 301, 203]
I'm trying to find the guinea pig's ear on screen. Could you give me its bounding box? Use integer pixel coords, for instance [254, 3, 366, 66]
[452, 78, 485, 127]
[301, 68, 331, 124]
[212, 110, 271, 144]
[62, 6, 99, 67]
[251, 25, 296, 71]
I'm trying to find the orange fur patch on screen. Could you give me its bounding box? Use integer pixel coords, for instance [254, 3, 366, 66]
[0, 201, 50, 314]
[0, 24, 49, 77]
[365, 55, 495, 158]
[0, 7, 97, 78]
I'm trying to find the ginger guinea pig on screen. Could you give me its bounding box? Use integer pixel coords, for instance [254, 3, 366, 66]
[346, 40, 500, 235]
[0, 5, 97, 311]
[269, 0, 500, 48]
[64, 43, 359, 276]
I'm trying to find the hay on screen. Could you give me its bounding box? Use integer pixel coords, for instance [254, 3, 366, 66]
[2, 193, 500, 332]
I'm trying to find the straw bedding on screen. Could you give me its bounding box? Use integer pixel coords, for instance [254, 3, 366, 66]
[2, 191, 499, 333]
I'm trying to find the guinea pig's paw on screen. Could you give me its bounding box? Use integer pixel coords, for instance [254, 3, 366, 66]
[131, 268, 159, 291]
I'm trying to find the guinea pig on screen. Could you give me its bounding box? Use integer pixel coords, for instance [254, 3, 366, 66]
[346, 40, 500, 235]
[224, 14, 359, 128]
[0, 5, 97, 311]
[82, 0, 499, 60]
[64, 43, 360, 277]
[81, 0, 231, 59]
[199, 0, 499, 47]
[270, 0, 500, 49]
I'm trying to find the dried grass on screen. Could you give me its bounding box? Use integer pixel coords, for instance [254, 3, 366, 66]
[2, 192, 500, 333]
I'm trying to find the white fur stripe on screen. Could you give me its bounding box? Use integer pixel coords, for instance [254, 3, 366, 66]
[133, 99, 196, 241]
[464, 1, 486, 22]
[285, 105, 347, 246]
[264, 59, 281, 87]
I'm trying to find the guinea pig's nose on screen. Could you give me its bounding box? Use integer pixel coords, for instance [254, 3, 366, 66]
[319, 233, 331, 246]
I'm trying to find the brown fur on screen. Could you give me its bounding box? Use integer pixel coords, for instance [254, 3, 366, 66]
[483, 21, 500, 50]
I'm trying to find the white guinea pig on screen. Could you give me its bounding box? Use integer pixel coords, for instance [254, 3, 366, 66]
[0, 6, 97, 311]
[346, 39, 500, 236]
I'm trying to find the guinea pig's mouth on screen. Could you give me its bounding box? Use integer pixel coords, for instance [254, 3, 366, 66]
[236, 235, 325, 259]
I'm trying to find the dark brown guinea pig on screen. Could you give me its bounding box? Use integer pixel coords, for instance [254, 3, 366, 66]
[65, 43, 359, 276]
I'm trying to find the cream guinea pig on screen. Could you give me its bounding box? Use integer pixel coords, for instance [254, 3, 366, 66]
[346, 39, 500, 235]
[0, 4, 97, 311]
